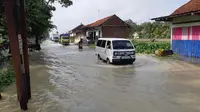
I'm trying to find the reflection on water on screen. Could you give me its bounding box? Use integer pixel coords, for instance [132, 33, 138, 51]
[1, 40, 200, 112]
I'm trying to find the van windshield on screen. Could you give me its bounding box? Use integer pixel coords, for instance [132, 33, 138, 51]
[112, 40, 134, 49]
[54, 37, 59, 40]
[62, 37, 69, 39]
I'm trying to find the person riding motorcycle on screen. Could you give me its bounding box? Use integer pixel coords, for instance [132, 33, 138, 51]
[78, 38, 83, 49]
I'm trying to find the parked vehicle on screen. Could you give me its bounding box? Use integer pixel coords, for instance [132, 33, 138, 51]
[96, 38, 136, 64]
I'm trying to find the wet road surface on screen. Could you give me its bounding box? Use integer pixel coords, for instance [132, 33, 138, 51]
[1, 40, 200, 112]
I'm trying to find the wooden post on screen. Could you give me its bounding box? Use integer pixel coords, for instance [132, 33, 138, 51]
[19, 0, 31, 100]
[4, 0, 28, 110]
[0, 93, 2, 100]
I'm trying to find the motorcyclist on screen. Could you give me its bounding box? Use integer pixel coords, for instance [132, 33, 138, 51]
[78, 38, 83, 49]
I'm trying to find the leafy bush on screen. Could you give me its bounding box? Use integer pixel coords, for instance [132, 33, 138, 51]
[132, 40, 170, 54]
[0, 64, 15, 92]
[0, 39, 9, 65]
[0, 52, 4, 63]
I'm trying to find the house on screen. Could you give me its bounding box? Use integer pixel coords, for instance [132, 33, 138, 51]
[152, 0, 200, 57]
[82, 14, 130, 42]
[69, 24, 85, 43]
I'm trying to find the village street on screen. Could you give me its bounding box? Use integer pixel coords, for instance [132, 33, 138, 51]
[0, 40, 200, 112]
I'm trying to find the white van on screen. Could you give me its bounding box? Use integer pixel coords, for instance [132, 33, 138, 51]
[96, 38, 136, 64]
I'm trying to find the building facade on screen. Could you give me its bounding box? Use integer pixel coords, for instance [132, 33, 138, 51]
[82, 14, 130, 42]
[152, 0, 200, 57]
[69, 24, 85, 44]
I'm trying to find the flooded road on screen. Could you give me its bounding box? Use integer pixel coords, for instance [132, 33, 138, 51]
[1, 40, 200, 112]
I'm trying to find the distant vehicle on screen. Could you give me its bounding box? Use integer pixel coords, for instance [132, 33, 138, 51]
[96, 38, 136, 64]
[60, 34, 70, 45]
[52, 33, 60, 42]
[52, 37, 59, 42]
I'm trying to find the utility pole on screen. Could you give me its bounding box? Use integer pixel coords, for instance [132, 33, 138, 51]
[4, 0, 31, 110]
[4, 0, 27, 110]
[19, 0, 31, 100]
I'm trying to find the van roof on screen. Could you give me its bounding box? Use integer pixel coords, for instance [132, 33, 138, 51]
[98, 38, 129, 41]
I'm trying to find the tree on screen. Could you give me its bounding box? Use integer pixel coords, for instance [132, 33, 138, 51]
[141, 22, 157, 39]
[130, 21, 171, 39]
[125, 19, 142, 38]
[0, 0, 73, 50]
[26, 0, 53, 46]
[0, 1, 7, 39]
[25, 0, 72, 49]
[47, 0, 73, 7]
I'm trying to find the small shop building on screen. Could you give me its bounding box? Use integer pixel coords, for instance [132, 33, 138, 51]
[152, 0, 200, 57]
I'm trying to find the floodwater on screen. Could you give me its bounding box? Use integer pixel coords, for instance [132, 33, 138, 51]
[1, 40, 200, 112]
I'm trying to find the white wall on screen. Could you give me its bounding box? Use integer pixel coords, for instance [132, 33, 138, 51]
[86, 27, 102, 38]
[70, 33, 76, 37]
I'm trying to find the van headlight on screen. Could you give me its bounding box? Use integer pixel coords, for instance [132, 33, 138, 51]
[130, 51, 135, 55]
[114, 51, 118, 56]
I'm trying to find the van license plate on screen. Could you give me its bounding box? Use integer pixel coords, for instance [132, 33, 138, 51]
[121, 56, 130, 59]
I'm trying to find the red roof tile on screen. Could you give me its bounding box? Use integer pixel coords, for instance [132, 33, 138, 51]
[171, 0, 200, 16]
[86, 15, 115, 27]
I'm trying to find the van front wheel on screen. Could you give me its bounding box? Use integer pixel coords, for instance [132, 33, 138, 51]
[98, 54, 102, 60]
[106, 58, 111, 64]
[133, 58, 136, 62]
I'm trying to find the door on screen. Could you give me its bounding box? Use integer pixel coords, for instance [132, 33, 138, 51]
[100, 40, 106, 60]
[105, 41, 112, 60]
[96, 40, 102, 55]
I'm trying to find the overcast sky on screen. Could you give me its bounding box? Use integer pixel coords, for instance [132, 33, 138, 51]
[51, 0, 189, 35]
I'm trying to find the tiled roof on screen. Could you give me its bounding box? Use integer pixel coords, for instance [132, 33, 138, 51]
[171, 0, 200, 16]
[86, 15, 115, 28]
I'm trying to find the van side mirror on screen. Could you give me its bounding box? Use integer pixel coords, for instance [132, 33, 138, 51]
[106, 45, 111, 49]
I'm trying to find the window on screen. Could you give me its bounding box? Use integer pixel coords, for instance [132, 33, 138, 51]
[97, 40, 102, 47]
[62, 37, 69, 39]
[101, 40, 106, 48]
[54, 37, 59, 40]
[112, 40, 134, 49]
[106, 41, 111, 49]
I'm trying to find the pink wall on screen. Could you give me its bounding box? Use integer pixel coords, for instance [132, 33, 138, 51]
[172, 26, 200, 40]
[188, 27, 191, 40]
[192, 26, 200, 40]
[172, 27, 182, 40]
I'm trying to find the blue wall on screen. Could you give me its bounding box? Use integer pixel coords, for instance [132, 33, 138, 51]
[172, 40, 200, 57]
